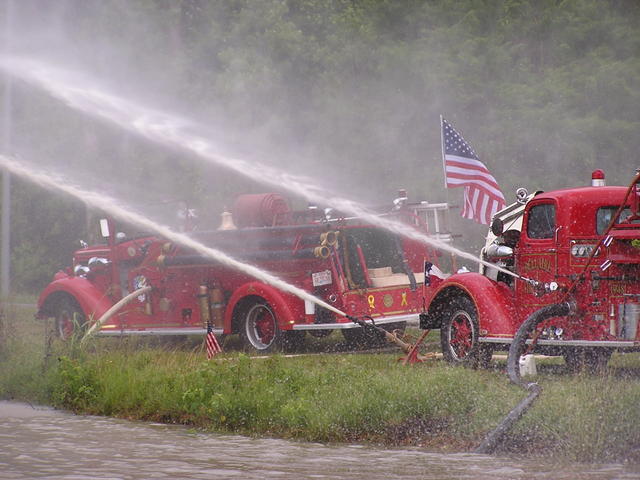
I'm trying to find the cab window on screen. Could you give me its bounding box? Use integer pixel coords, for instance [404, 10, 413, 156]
[597, 207, 640, 234]
[527, 204, 556, 239]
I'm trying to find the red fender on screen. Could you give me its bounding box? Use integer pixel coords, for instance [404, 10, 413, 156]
[427, 272, 517, 336]
[225, 281, 302, 333]
[37, 272, 115, 322]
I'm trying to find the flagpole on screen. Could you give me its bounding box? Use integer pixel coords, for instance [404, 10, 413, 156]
[440, 114, 452, 230]
[439, 115, 455, 272]
[440, 114, 447, 189]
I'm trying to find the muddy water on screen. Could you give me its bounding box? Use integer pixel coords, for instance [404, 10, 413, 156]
[1, 402, 638, 480]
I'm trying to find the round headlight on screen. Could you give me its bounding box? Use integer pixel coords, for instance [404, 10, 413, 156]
[74, 264, 90, 276]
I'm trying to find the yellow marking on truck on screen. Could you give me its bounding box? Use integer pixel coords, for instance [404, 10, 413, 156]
[367, 295, 375, 309]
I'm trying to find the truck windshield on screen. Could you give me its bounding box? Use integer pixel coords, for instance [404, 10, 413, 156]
[597, 207, 640, 234]
[342, 228, 404, 288]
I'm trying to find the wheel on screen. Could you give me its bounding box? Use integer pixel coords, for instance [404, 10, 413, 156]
[506, 310, 544, 385]
[54, 297, 86, 340]
[240, 302, 282, 352]
[563, 348, 612, 374]
[507, 302, 573, 385]
[588, 348, 612, 373]
[563, 347, 586, 373]
[440, 296, 480, 365]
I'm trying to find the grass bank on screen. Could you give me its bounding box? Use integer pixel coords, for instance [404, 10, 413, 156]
[2, 301, 640, 463]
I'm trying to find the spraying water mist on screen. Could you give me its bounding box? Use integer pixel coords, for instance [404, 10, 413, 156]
[0, 56, 520, 280]
[0, 154, 347, 317]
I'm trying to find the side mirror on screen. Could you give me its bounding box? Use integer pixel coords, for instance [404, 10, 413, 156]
[99, 218, 110, 238]
[491, 218, 504, 236]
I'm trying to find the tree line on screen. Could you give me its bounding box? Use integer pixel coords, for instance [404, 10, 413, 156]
[1, 0, 639, 292]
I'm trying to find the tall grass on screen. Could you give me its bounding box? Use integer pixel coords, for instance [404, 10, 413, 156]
[0, 300, 57, 403]
[47, 349, 519, 445]
[2, 302, 640, 462]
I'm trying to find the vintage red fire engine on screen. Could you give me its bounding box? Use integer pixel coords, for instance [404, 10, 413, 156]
[422, 169, 640, 370]
[37, 192, 453, 352]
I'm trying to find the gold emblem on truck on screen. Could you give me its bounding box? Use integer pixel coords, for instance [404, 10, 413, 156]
[383, 294, 394, 308]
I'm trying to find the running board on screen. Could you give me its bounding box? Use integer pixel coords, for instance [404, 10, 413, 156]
[96, 327, 223, 336]
[94, 313, 420, 336]
[480, 337, 639, 348]
[292, 313, 419, 331]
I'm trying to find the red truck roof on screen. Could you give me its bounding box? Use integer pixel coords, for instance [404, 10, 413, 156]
[530, 185, 630, 237]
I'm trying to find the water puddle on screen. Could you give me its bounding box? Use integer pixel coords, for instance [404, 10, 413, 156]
[1, 401, 638, 480]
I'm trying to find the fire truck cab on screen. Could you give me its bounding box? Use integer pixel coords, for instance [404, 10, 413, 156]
[38, 192, 453, 352]
[422, 170, 640, 370]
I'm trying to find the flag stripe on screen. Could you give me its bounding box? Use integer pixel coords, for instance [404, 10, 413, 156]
[444, 155, 493, 171]
[445, 161, 504, 190]
[445, 175, 505, 199]
[206, 324, 222, 359]
[442, 118, 506, 225]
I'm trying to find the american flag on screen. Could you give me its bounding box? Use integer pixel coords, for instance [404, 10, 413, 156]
[441, 117, 506, 225]
[205, 323, 222, 359]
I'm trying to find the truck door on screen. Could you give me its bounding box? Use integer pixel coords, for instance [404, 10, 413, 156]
[515, 201, 561, 320]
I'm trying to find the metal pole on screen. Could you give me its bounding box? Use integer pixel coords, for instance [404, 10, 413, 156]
[1, 0, 13, 297]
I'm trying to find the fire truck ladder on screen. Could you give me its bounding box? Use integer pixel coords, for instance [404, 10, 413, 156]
[408, 202, 457, 243]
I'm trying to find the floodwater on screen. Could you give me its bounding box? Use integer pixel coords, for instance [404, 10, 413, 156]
[1, 402, 639, 480]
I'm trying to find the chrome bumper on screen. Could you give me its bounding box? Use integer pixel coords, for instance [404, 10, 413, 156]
[292, 313, 419, 331]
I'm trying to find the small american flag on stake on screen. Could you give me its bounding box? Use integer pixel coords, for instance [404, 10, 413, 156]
[206, 323, 222, 359]
[441, 116, 506, 225]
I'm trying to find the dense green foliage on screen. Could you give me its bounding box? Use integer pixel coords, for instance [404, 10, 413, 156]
[3, 306, 640, 462]
[1, 0, 639, 291]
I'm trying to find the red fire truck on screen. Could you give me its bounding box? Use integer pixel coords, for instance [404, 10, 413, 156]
[421, 170, 640, 371]
[37, 192, 453, 352]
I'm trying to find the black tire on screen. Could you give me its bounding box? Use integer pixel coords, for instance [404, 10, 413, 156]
[239, 302, 282, 353]
[563, 347, 612, 374]
[440, 296, 480, 365]
[53, 297, 86, 340]
[507, 311, 543, 386]
[507, 302, 572, 386]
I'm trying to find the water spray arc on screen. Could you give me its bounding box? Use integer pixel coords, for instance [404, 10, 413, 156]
[0, 56, 520, 281]
[0, 154, 347, 321]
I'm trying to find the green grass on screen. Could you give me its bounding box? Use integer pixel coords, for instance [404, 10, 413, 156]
[2, 302, 640, 463]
